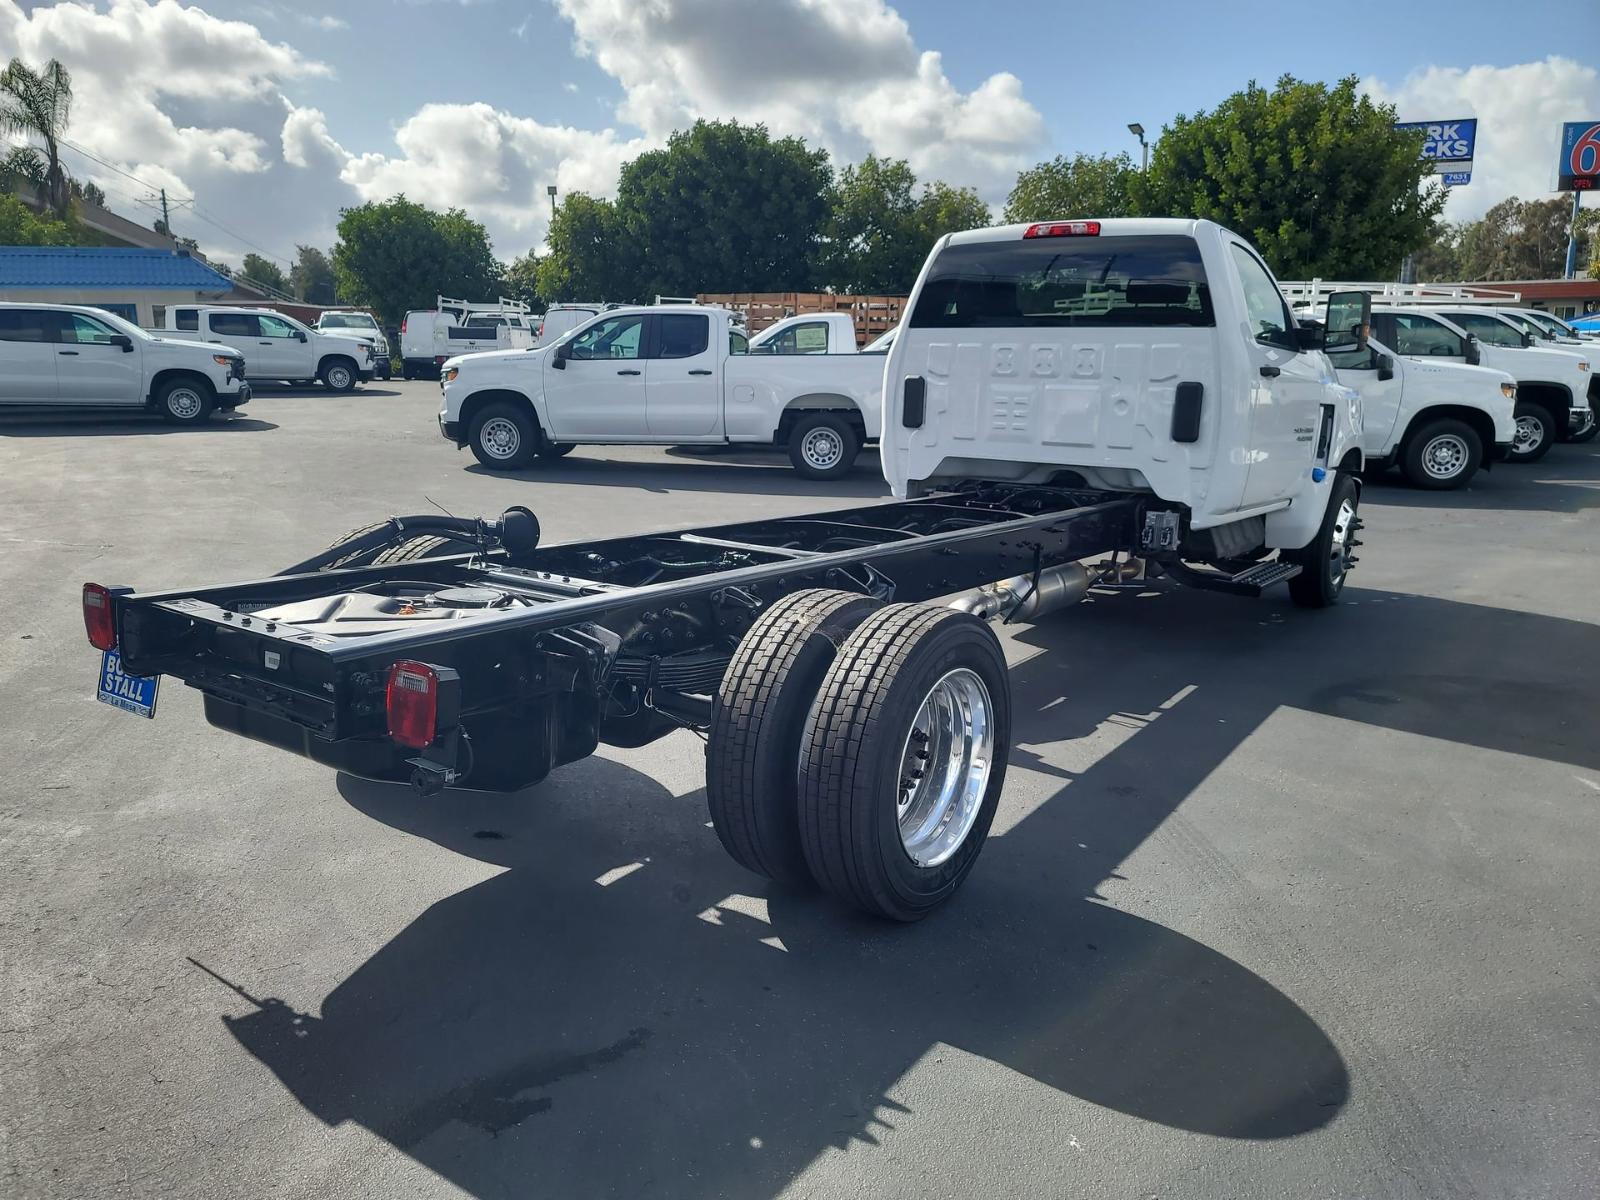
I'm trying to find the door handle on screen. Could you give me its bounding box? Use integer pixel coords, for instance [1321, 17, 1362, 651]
[57, 350, 79, 355]
[1259, 365, 1281, 378]
[617, 369, 641, 375]
[688, 369, 713, 376]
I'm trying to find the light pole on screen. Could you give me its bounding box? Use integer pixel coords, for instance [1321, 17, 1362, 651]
[1127, 122, 1148, 173]
[547, 184, 557, 222]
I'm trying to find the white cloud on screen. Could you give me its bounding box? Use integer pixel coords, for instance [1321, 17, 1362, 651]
[554, 0, 1043, 201]
[1364, 56, 1600, 221]
[300, 14, 348, 31]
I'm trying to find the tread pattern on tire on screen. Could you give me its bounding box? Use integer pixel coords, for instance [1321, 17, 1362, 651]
[371, 535, 472, 565]
[798, 603, 1004, 920]
[707, 588, 879, 883]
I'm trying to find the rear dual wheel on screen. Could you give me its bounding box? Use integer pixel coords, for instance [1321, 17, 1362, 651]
[708, 590, 1011, 921]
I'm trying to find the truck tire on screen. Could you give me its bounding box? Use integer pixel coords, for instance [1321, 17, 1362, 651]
[468, 401, 539, 469]
[1286, 473, 1360, 609]
[788, 412, 859, 480]
[707, 588, 882, 885]
[1508, 401, 1555, 462]
[155, 376, 214, 424]
[797, 603, 1010, 921]
[371, 534, 476, 564]
[1401, 418, 1481, 490]
[539, 442, 577, 459]
[319, 358, 358, 393]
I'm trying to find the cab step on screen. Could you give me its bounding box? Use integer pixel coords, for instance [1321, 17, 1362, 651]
[1161, 557, 1302, 597]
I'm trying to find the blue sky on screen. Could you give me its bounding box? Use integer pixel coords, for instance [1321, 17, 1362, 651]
[3, 0, 1596, 269]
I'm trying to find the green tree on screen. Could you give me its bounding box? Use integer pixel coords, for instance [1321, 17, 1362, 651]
[240, 252, 289, 295]
[819, 157, 990, 293]
[616, 120, 832, 297]
[0, 58, 73, 218]
[1142, 75, 1444, 279]
[332, 195, 501, 324]
[1004, 152, 1140, 223]
[534, 192, 630, 301]
[500, 251, 545, 309]
[0, 190, 69, 243]
[290, 245, 336, 304]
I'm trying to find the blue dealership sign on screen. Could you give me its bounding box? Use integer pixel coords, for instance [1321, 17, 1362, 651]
[1396, 118, 1477, 179]
[1557, 121, 1600, 191]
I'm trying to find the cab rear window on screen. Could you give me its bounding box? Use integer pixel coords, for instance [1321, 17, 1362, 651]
[911, 235, 1214, 329]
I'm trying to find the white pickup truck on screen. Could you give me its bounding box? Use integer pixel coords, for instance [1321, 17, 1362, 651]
[400, 297, 535, 379]
[748, 312, 858, 354]
[164, 305, 376, 391]
[1326, 331, 1515, 488]
[313, 310, 391, 380]
[884, 217, 1367, 606]
[1369, 307, 1593, 460]
[0, 301, 249, 422]
[439, 304, 885, 478]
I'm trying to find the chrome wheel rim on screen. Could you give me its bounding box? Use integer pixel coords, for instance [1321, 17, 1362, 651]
[800, 427, 844, 471]
[328, 366, 352, 389]
[1512, 414, 1544, 455]
[167, 387, 202, 419]
[896, 668, 994, 868]
[1328, 495, 1357, 588]
[1421, 433, 1468, 480]
[480, 417, 521, 460]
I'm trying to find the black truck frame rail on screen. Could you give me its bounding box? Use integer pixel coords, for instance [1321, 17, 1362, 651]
[109, 483, 1148, 793]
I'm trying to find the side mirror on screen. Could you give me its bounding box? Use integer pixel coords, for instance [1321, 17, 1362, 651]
[1295, 322, 1326, 352]
[110, 333, 133, 352]
[1376, 353, 1395, 382]
[1323, 290, 1371, 354]
[295, 330, 308, 342]
[1465, 335, 1481, 366]
[552, 343, 570, 370]
[1519, 331, 1533, 349]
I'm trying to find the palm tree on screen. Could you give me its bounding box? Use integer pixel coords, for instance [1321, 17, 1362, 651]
[0, 58, 73, 219]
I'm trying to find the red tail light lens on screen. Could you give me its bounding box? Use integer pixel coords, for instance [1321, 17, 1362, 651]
[387, 660, 439, 749]
[1024, 221, 1101, 238]
[400, 316, 408, 333]
[83, 583, 116, 651]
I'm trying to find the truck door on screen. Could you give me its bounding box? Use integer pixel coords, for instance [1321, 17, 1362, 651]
[204, 311, 261, 373]
[1331, 337, 1404, 452]
[257, 313, 312, 379]
[1228, 243, 1319, 507]
[645, 313, 722, 439]
[542, 312, 649, 439]
[50, 311, 143, 404]
[0, 308, 59, 403]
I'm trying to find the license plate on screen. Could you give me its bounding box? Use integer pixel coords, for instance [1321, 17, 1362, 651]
[96, 649, 159, 719]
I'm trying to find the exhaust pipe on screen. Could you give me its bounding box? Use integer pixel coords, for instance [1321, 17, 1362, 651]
[948, 562, 1090, 622]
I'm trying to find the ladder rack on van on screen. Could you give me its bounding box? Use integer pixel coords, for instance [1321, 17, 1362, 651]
[1280, 280, 1523, 308]
[436, 295, 534, 319]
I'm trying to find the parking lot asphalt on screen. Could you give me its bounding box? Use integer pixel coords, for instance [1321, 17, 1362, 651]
[2, 380, 1597, 1200]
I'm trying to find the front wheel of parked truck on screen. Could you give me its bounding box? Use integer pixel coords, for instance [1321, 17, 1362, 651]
[707, 588, 883, 886]
[1401, 419, 1481, 490]
[1286, 473, 1360, 609]
[319, 357, 358, 393]
[155, 376, 214, 424]
[797, 603, 1011, 921]
[468, 401, 539, 469]
[1507, 401, 1555, 462]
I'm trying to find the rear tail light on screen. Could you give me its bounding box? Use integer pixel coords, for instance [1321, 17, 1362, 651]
[387, 661, 440, 749]
[435, 355, 447, 364]
[83, 583, 116, 651]
[1024, 220, 1101, 238]
[400, 316, 408, 333]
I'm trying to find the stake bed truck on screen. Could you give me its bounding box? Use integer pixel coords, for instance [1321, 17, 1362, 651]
[85, 218, 1369, 920]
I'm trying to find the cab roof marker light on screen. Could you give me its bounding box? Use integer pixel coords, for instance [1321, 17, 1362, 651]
[1024, 221, 1101, 239]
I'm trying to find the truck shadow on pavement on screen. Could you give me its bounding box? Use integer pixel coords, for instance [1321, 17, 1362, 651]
[207, 582, 1599, 1199]
[1362, 445, 1600, 514]
[0, 413, 278, 435]
[465, 452, 891, 499]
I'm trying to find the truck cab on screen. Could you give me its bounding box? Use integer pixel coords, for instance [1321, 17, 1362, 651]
[748, 313, 858, 354]
[882, 217, 1364, 572]
[166, 305, 375, 392]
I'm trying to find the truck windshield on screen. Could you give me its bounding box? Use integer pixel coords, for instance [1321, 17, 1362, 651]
[911, 235, 1214, 329]
[320, 313, 377, 330]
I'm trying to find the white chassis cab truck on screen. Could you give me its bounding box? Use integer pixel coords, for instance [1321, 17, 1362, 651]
[439, 304, 885, 479]
[165, 305, 376, 392]
[85, 218, 1377, 923]
[883, 218, 1368, 607]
